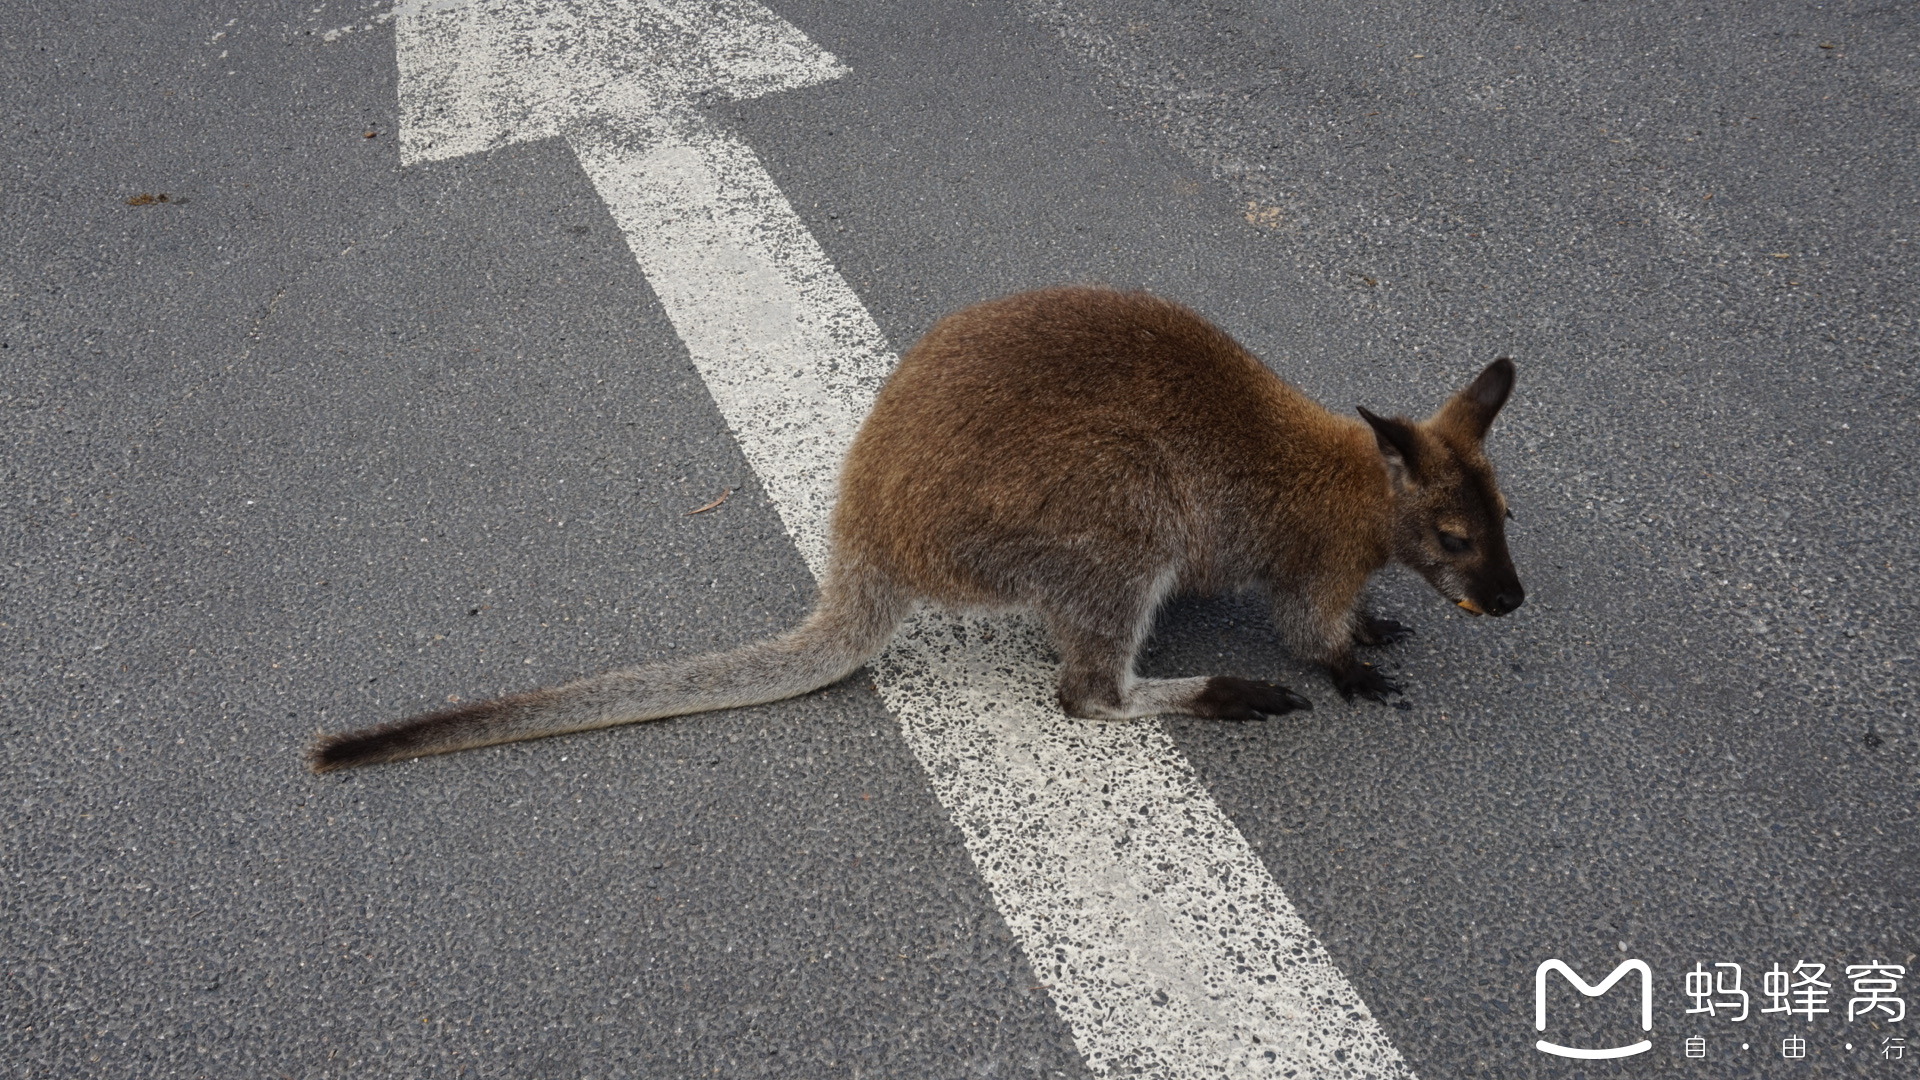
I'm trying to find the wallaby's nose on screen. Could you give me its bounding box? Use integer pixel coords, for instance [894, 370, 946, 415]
[1487, 586, 1525, 616]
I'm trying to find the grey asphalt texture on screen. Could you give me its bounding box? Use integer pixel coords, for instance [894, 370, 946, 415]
[4, 0, 1915, 1077]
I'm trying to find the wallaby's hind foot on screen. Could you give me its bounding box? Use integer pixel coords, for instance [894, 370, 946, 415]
[1055, 671, 1311, 721]
[1190, 676, 1313, 720]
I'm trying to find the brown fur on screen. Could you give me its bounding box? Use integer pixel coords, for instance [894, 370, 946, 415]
[307, 286, 1522, 771]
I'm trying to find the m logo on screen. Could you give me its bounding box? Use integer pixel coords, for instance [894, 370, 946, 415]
[1534, 959, 1654, 1059]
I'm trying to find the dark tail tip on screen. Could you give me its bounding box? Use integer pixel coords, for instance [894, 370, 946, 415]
[306, 725, 413, 773]
[305, 699, 513, 773]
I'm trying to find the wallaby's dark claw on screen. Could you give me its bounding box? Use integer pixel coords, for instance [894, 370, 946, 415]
[1333, 662, 1402, 703]
[1356, 615, 1415, 647]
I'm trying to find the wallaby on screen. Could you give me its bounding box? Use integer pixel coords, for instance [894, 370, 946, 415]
[308, 286, 1523, 772]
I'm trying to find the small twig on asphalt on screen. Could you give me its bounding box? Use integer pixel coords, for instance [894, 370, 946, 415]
[686, 487, 735, 516]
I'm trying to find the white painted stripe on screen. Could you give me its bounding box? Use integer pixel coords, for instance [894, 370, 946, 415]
[572, 106, 876, 575]
[877, 615, 1415, 1077]
[394, 3, 1415, 1076]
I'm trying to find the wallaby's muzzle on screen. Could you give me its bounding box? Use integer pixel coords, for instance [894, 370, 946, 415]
[1463, 569, 1525, 617]
[1484, 584, 1525, 616]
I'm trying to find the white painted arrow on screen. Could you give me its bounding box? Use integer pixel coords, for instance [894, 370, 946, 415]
[394, 3, 1415, 1077]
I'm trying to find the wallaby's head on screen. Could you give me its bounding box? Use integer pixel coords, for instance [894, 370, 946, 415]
[1358, 357, 1525, 617]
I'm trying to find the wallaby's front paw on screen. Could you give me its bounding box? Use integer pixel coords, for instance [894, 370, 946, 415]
[1193, 676, 1313, 720]
[1333, 661, 1402, 703]
[1355, 615, 1414, 647]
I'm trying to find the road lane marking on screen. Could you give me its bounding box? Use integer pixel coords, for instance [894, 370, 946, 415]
[393, 3, 1414, 1075]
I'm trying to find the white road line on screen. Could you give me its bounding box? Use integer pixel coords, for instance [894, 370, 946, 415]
[394, 3, 1415, 1076]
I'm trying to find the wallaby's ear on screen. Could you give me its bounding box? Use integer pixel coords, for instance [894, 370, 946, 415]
[1357, 406, 1423, 484]
[1435, 357, 1515, 442]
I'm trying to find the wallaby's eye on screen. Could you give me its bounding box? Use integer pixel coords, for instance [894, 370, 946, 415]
[1438, 531, 1472, 554]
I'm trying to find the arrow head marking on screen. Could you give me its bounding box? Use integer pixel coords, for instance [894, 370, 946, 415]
[395, 0, 847, 164]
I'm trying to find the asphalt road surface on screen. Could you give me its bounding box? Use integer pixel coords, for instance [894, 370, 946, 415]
[4, 0, 1916, 1077]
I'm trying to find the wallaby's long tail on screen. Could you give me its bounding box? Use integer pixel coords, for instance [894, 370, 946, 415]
[306, 565, 910, 772]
